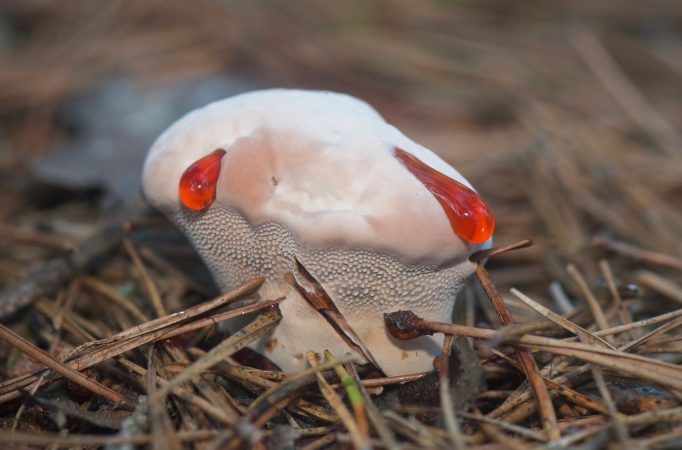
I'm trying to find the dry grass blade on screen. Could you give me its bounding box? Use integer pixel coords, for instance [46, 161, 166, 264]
[288, 256, 381, 370]
[510, 288, 615, 349]
[490, 348, 611, 416]
[0, 223, 76, 250]
[0, 209, 141, 318]
[473, 412, 529, 450]
[542, 377, 609, 416]
[635, 270, 682, 305]
[633, 426, 682, 448]
[346, 362, 400, 450]
[623, 406, 682, 426]
[385, 311, 682, 391]
[117, 356, 238, 425]
[519, 335, 682, 390]
[148, 345, 182, 450]
[566, 264, 610, 331]
[572, 26, 682, 160]
[618, 313, 682, 353]
[593, 308, 682, 340]
[18, 394, 125, 430]
[587, 361, 631, 448]
[244, 356, 352, 420]
[324, 352, 369, 440]
[383, 410, 449, 449]
[0, 323, 129, 405]
[81, 276, 149, 323]
[599, 259, 636, 336]
[438, 334, 466, 449]
[214, 369, 337, 425]
[0, 286, 274, 404]
[307, 352, 369, 450]
[457, 411, 545, 442]
[232, 356, 352, 447]
[475, 264, 560, 440]
[123, 237, 167, 317]
[300, 434, 337, 450]
[469, 239, 534, 263]
[593, 235, 682, 271]
[536, 338, 682, 390]
[485, 321, 557, 350]
[527, 268, 632, 447]
[331, 372, 428, 389]
[155, 307, 282, 398]
[535, 424, 610, 450]
[107, 275, 264, 340]
[0, 430, 220, 447]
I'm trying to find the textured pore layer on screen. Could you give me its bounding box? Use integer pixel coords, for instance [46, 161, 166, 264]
[172, 207, 475, 374]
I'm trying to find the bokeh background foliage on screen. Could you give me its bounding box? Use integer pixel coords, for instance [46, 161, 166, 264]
[1, 0, 681, 258]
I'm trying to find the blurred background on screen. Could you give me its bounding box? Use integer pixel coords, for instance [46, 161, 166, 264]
[1, 0, 681, 301]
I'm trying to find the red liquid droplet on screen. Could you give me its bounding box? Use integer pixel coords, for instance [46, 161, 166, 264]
[178, 149, 227, 210]
[394, 148, 494, 244]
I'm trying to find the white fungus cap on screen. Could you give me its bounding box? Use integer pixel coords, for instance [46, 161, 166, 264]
[143, 89, 492, 375]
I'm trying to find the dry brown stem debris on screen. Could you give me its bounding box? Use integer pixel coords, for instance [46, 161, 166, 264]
[2, 1, 682, 448]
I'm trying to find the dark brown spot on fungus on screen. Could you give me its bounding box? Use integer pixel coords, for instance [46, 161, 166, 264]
[264, 337, 278, 353]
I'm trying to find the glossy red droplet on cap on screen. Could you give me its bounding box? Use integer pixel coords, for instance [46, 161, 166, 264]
[394, 148, 494, 244]
[179, 149, 227, 210]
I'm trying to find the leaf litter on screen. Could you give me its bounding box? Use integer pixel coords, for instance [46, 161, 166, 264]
[1, 1, 682, 448]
